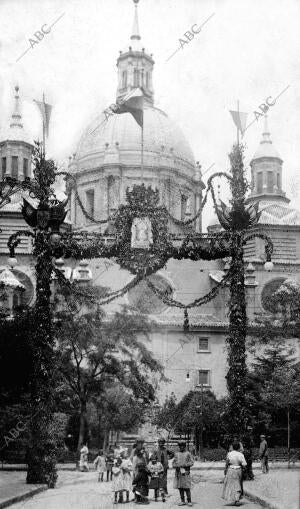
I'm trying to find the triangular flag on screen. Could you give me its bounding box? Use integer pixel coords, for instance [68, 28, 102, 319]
[34, 99, 52, 137]
[115, 88, 144, 127]
[229, 110, 248, 136]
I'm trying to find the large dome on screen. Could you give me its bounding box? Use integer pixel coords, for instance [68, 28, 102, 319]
[75, 106, 195, 177]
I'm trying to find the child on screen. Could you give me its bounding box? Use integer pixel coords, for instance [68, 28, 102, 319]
[112, 456, 123, 504]
[173, 441, 194, 507]
[79, 443, 89, 472]
[120, 450, 133, 504]
[132, 450, 150, 504]
[106, 447, 114, 482]
[148, 454, 165, 502]
[93, 450, 106, 482]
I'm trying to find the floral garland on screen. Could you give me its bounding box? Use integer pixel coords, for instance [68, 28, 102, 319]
[146, 262, 235, 309]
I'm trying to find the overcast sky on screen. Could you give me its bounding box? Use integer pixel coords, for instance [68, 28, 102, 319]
[0, 0, 300, 228]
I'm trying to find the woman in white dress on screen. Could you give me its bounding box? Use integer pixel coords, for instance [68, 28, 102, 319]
[222, 441, 247, 506]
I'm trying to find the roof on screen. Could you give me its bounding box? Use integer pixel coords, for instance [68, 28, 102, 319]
[0, 268, 25, 289]
[258, 201, 300, 225]
[73, 106, 195, 176]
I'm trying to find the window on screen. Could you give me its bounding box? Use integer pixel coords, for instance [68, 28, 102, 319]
[133, 69, 140, 87]
[257, 172, 263, 193]
[181, 195, 188, 220]
[23, 158, 29, 178]
[261, 278, 286, 313]
[1, 157, 6, 179]
[146, 72, 149, 88]
[198, 370, 210, 386]
[267, 171, 274, 193]
[198, 337, 209, 352]
[11, 156, 18, 178]
[86, 189, 95, 218]
[277, 173, 280, 189]
[122, 70, 127, 89]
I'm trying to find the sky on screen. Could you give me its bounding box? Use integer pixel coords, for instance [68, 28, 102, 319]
[0, 0, 300, 228]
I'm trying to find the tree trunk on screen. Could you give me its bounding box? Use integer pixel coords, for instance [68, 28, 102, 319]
[226, 145, 249, 435]
[77, 397, 88, 464]
[102, 429, 109, 452]
[287, 409, 290, 467]
[26, 230, 57, 488]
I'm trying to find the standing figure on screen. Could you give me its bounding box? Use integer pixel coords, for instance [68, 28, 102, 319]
[153, 438, 173, 496]
[79, 443, 89, 472]
[120, 450, 133, 504]
[148, 454, 166, 502]
[112, 456, 124, 504]
[222, 441, 247, 506]
[106, 447, 114, 481]
[132, 450, 150, 504]
[131, 437, 149, 474]
[93, 449, 106, 482]
[243, 438, 254, 480]
[259, 435, 269, 474]
[173, 441, 194, 507]
[229, 436, 244, 453]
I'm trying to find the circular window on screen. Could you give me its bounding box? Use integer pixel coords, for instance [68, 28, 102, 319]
[261, 278, 286, 313]
[128, 274, 173, 314]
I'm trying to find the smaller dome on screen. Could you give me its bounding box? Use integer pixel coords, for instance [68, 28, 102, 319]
[252, 116, 281, 161]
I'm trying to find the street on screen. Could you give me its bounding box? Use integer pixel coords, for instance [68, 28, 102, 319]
[11, 471, 264, 509]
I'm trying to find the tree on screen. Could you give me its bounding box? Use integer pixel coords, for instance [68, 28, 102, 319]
[246, 343, 300, 445]
[92, 385, 147, 449]
[262, 366, 300, 456]
[154, 390, 225, 449]
[54, 294, 164, 458]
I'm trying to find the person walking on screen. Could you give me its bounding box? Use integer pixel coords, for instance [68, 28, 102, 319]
[259, 435, 269, 473]
[222, 440, 247, 506]
[79, 443, 89, 472]
[106, 447, 114, 481]
[93, 450, 106, 482]
[153, 438, 173, 496]
[173, 440, 194, 507]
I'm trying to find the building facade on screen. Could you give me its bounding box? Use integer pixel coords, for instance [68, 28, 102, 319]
[1, 1, 300, 424]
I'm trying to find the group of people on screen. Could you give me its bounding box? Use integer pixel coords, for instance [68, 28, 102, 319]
[80, 433, 269, 506]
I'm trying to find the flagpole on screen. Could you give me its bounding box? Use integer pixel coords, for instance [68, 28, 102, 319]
[237, 100, 240, 146]
[141, 122, 144, 183]
[42, 92, 46, 156]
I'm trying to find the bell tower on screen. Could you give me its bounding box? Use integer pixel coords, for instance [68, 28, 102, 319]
[116, 0, 154, 106]
[0, 85, 33, 181]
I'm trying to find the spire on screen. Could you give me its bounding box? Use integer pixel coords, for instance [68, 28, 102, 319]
[261, 114, 272, 145]
[10, 85, 23, 129]
[252, 115, 281, 161]
[131, 0, 141, 41]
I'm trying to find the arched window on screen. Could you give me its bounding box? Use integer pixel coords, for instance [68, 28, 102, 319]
[23, 158, 29, 178]
[261, 278, 286, 313]
[122, 70, 127, 89]
[11, 156, 18, 178]
[133, 69, 140, 87]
